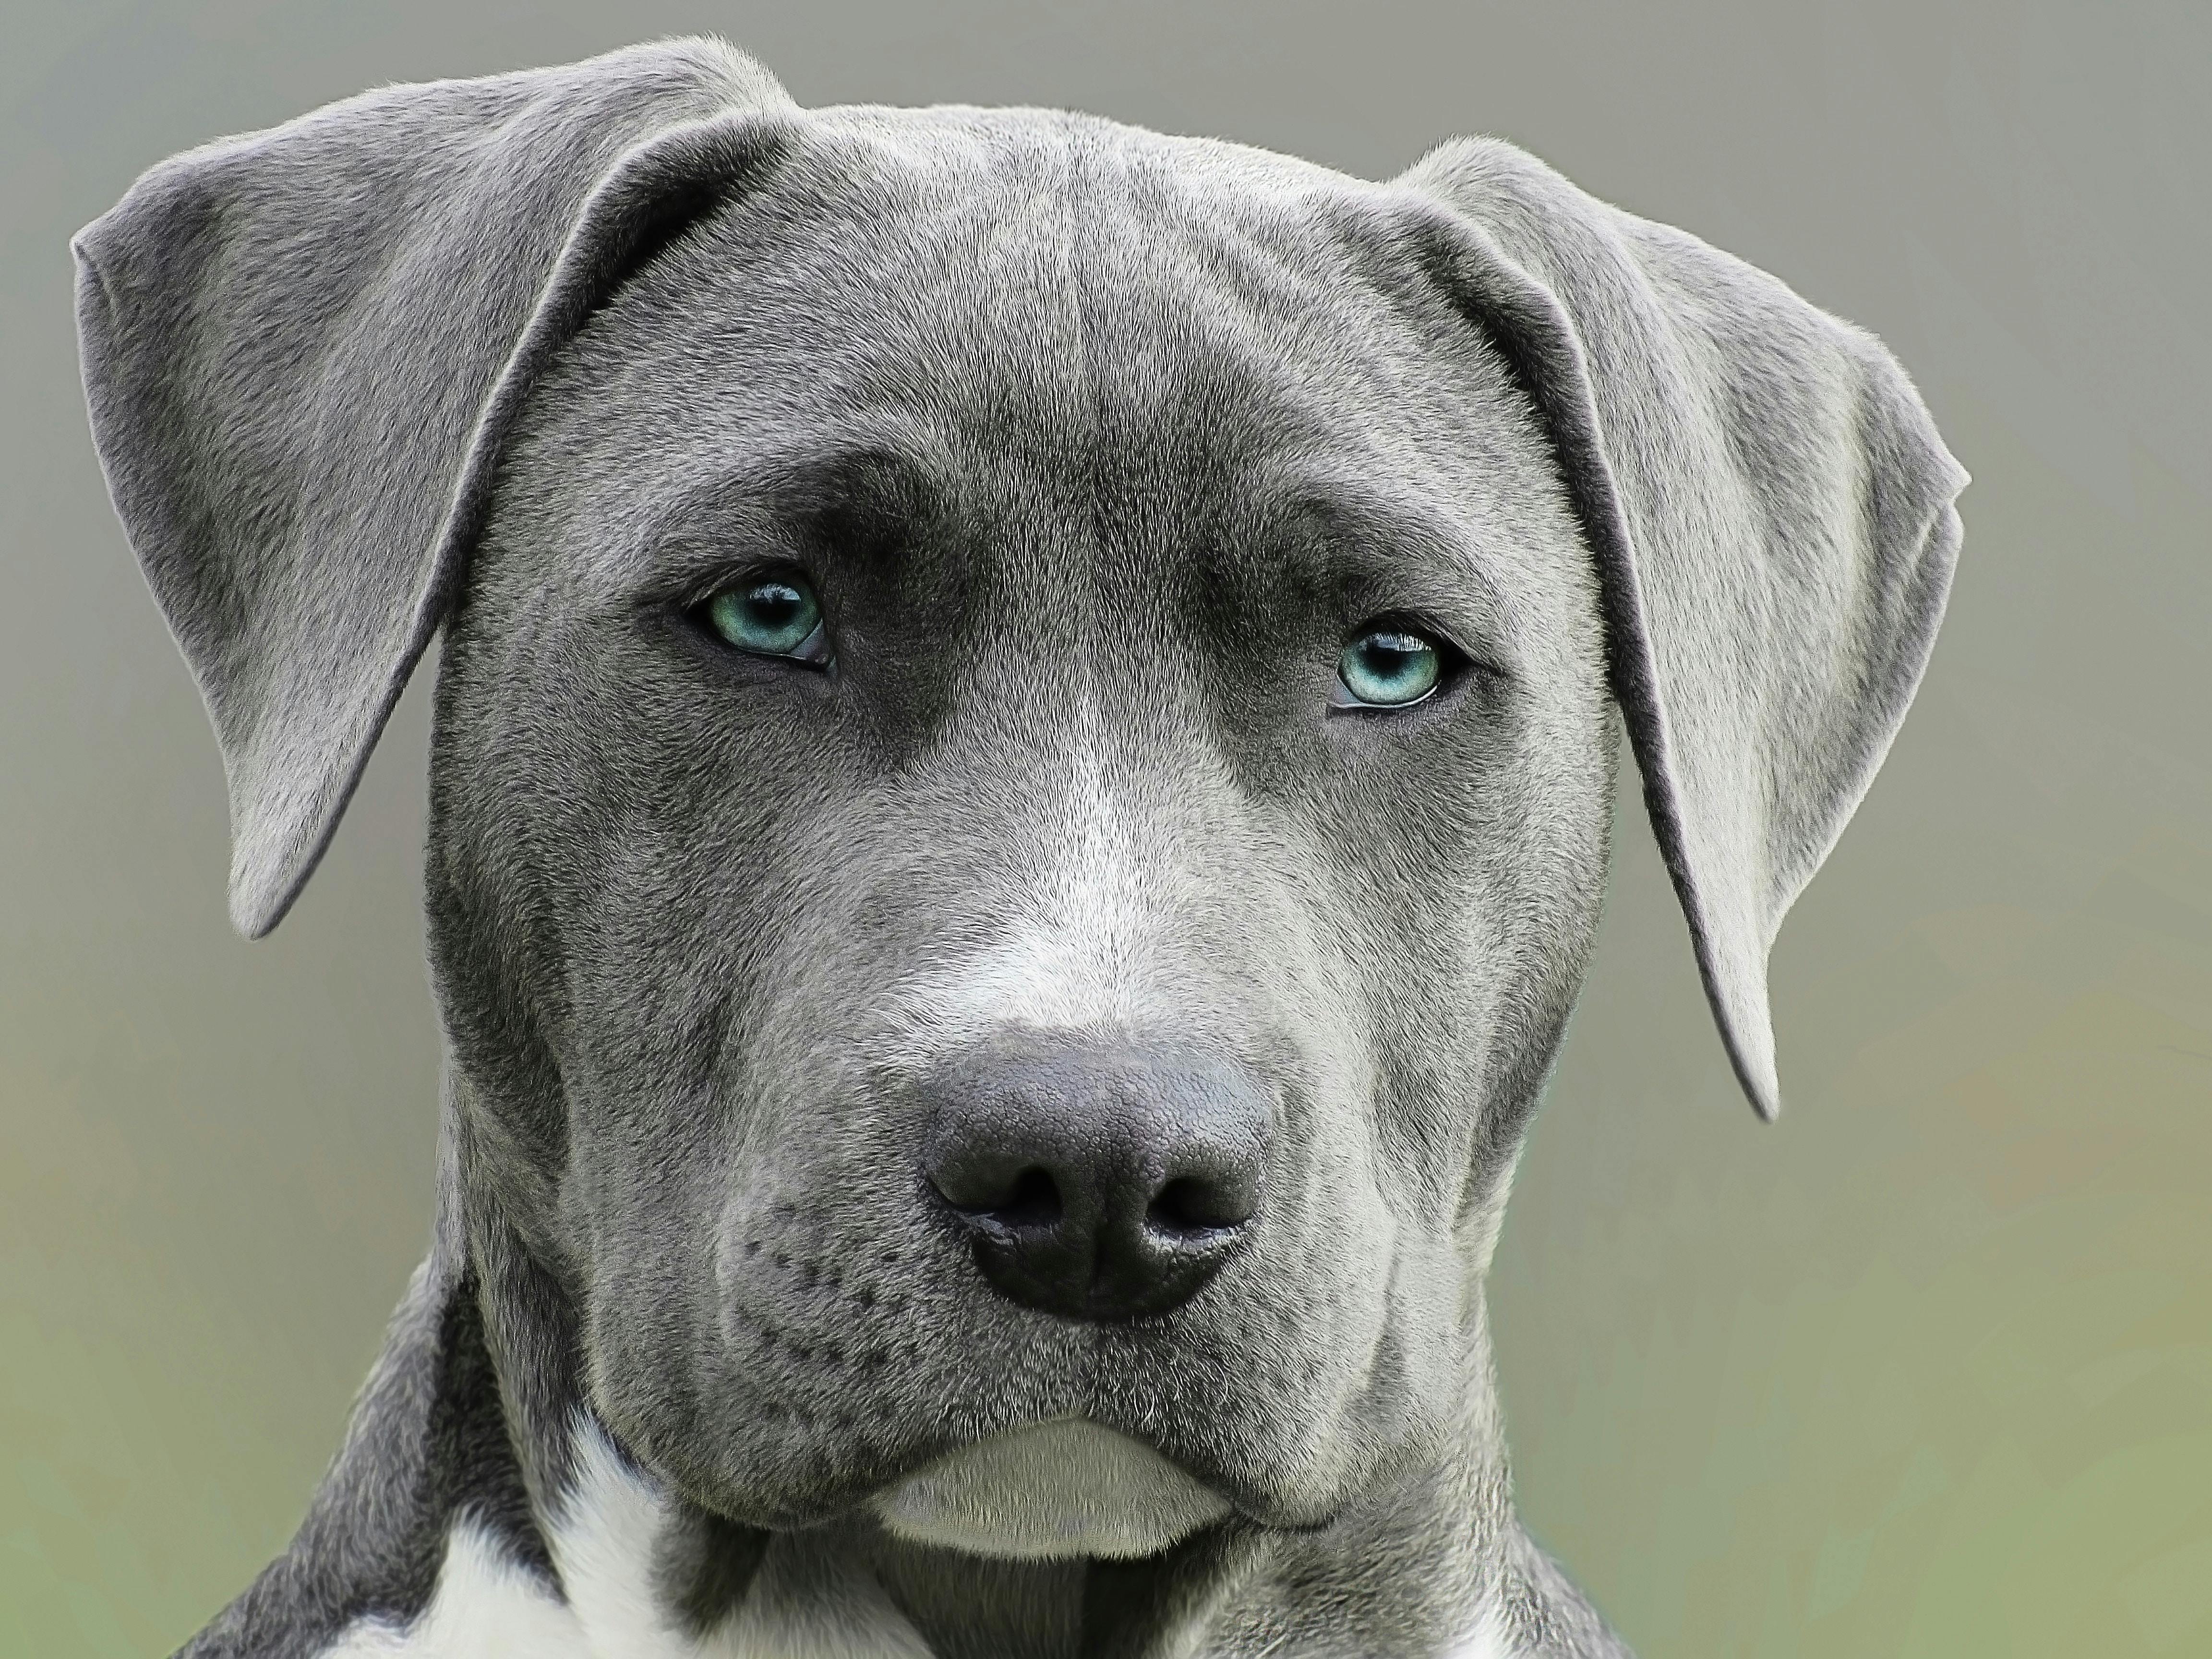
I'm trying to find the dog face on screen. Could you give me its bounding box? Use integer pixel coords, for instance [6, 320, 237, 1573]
[425, 114, 1614, 1537]
[74, 40, 1962, 1567]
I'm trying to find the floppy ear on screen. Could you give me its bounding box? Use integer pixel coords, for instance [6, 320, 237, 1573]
[74, 38, 796, 938]
[1393, 139, 1967, 1118]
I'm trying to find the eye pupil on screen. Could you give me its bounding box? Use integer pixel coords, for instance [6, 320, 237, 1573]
[706, 577, 823, 659]
[746, 586, 800, 627]
[1339, 627, 1443, 708]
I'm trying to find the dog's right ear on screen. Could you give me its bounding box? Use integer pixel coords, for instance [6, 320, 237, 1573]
[74, 39, 796, 938]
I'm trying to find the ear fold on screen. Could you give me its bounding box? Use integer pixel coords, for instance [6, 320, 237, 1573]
[74, 39, 795, 938]
[1394, 139, 1967, 1118]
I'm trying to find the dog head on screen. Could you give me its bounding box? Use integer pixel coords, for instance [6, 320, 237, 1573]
[76, 40, 1962, 1557]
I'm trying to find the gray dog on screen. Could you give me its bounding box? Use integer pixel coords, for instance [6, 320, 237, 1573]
[75, 36, 1964, 1659]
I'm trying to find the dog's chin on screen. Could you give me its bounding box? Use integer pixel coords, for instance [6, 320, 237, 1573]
[868, 1418, 1235, 1561]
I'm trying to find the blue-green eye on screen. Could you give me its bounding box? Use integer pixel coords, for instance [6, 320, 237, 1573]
[1335, 627, 1445, 709]
[704, 576, 827, 662]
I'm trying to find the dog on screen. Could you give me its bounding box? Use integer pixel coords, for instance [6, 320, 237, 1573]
[74, 36, 1965, 1659]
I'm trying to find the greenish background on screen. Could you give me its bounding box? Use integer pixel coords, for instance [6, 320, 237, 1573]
[3, 0, 2205, 1653]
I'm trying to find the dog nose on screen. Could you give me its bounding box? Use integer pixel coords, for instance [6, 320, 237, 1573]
[919, 1041, 1271, 1322]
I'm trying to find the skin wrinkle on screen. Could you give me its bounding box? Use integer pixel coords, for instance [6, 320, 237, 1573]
[72, 37, 1964, 1659]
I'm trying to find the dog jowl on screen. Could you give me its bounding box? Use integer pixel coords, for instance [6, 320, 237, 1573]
[75, 38, 1964, 1659]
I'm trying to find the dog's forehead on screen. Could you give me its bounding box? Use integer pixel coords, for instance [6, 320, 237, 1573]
[507, 103, 1575, 626]
[614, 106, 1434, 421]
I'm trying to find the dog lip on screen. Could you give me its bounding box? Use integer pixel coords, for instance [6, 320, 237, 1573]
[854, 1419, 1346, 1539]
[866, 1416, 1238, 1561]
[863, 1413, 1213, 1494]
[599, 1389, 1336, 1542]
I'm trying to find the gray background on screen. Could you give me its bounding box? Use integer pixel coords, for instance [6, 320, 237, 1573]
[5, 1, 2207, 1654]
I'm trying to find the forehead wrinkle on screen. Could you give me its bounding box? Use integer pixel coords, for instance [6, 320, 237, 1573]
[544, 117, 1567, 663]
[559, 419, 964, 598]
[1038, 169, 1577, 662]
[606, 119, 1098, 456]
[1045, 118, 1121, 774]
[1254, 470, 1528, 662]
[1046, 180, 1480, 542]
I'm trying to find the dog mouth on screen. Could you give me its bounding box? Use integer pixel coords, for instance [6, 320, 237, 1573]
[867, 1417, 1237, 1560]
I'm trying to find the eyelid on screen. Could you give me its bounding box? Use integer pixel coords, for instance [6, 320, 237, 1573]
[1348, 612, 1456, 652]
[1354, 616, 1514, 690]
[674, 559, 811, 612]
[1329, 669, 1447, 713]
[1330, 680, 1438, 712]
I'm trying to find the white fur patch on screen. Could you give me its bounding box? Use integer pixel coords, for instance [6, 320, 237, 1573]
[880, 747, 1167, 1067]
[1448, 1599, 1513, 1659]
[546, 1418, 689, 1654]
[316, 1417, 932, 1658]
[870, 1417, 1233, 1561]
[317, 1519, 586, 1658]
[551, 1417, 930, 1658]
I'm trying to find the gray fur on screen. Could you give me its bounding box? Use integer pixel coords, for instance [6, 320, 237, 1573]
[73, 36, 1963, 1659]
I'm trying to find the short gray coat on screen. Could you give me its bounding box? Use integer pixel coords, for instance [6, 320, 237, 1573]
[74, 36, 1963, 1659]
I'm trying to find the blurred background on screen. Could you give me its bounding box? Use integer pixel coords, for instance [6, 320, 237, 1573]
[3, 1, 2206, 1653]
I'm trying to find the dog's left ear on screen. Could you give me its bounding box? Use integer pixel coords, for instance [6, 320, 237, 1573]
[1392, 139, 1967, 1119]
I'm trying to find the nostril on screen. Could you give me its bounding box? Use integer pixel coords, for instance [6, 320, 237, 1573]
[930, 1157, 1067, 1231]
[1145, 1175, 1251, 1237]
[995, 1166, 1062, 1229]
